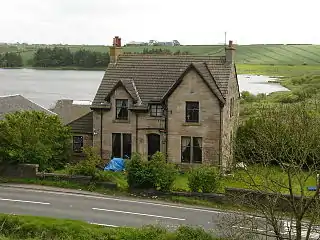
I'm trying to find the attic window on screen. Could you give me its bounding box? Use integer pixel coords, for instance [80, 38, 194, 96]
[150, 104, 163, 117]
[116, 99, 128, 120]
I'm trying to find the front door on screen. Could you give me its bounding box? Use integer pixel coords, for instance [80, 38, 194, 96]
[147, 134, 161, 160]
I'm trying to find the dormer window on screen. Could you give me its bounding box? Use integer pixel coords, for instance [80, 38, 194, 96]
[116, 99, 128, 120]
[150, 104, 163, 117]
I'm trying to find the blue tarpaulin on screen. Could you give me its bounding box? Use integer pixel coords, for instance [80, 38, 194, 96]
[104, 158, 125, 172]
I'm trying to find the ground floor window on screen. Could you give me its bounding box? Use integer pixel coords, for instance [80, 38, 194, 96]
[112, 133, 132, 159]
[181, 136, 202, 163]
[73, 136, 84, 153]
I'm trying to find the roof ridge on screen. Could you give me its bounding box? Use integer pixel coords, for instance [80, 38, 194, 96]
[120, 54, 226, 59]
[0, 93, 21, 98]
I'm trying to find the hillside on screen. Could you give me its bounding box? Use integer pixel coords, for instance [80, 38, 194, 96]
[1, 43, 320, 65]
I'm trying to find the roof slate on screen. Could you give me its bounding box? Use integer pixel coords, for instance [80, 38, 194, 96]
[67, 111, 93, 134]
[0, 94, 56, 120]
[92, 54, 232, 108]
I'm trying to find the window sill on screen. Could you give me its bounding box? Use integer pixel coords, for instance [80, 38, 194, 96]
[113, 119, 130, 123]
[73, 152, 85, 156]
[182, 122, 201, 126]
[147, 116, 165, 120]
[180, 162, 203, 165]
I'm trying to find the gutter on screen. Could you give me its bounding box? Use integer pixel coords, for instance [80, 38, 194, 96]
[164, 101, 169, 163]
[100, 109, 103, 159]
[219, 103, 224, 171]
[136, 113, 139, 152]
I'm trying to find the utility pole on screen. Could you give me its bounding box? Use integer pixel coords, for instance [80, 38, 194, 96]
[224, 32, 227, 46]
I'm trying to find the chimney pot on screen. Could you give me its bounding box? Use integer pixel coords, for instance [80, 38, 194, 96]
[113, 36, 122, 47]
[110, 36, 123, 64]
[228, 40, 233, 47]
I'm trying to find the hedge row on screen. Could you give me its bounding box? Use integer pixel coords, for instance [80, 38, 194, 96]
[0, 214, 219, 240]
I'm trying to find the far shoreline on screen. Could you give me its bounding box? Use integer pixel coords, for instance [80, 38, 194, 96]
[0, 66, 106, 71]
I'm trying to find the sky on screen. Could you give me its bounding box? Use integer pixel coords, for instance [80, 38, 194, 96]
[1, 0, 319, 45]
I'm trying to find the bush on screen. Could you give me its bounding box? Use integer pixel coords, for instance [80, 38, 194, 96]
[0, 111, 71, 171]
[126, 152, 178, 192]
[67, 147, 102, 176]
[188, 166, 221, 193]
[126, 153, 154, 189]
[235, 103, 320, 167]
[0, 214, 218, 240]
[149, 152, 178, 192]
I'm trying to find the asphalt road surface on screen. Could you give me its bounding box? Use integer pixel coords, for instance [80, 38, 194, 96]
[0, 185, 226, 231]
[0, 185, 319, 239]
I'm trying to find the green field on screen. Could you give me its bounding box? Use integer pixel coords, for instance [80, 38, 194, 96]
[1, 43, 320, 65]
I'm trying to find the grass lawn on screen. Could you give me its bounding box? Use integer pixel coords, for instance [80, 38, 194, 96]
[172, 166, 317, 196]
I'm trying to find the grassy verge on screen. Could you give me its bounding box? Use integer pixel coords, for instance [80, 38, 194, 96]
[0, 214, 218, 240]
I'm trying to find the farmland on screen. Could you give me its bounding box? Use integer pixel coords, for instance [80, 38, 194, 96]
[1, 43, 320, 66]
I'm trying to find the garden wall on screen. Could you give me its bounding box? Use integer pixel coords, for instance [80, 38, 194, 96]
[0, 164, 39, 178]
[0, 164, 117, 189]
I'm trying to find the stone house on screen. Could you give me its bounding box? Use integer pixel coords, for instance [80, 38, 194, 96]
[69, 36, 240, 168]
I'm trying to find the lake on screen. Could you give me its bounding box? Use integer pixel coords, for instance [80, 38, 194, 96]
[0, 69, 288, 109]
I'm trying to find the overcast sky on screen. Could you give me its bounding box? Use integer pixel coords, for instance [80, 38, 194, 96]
[1, 0, 319, 45]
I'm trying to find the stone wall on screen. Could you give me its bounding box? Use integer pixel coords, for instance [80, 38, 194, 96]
[166, 69, 221, 164]
[0, 164, 39, 178]
[220, 66, 240, 170]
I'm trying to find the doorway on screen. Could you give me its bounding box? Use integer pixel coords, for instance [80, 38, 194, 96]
[147, 133, 161, 160]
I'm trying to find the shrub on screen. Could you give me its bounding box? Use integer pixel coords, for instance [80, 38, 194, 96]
[67, 147, 102, 176]
[126, 153, 154, 189]
[0, 111, 71, 171]
[188, 165, 221, 193]
[126, 152, 178, 192]
[0, 214, 218, 240]
[149, 152, 178, 192]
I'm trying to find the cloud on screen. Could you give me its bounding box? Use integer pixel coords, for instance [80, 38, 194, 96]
[0, 0, 319, 44]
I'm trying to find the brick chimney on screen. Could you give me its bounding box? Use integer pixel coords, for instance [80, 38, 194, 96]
[225, 40, 236, 65]
[109, 36, 123, 64]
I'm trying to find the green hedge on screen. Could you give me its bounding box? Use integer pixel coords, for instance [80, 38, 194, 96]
[0, 214, 218, 240]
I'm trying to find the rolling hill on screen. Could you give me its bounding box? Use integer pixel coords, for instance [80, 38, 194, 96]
[1, 43, 320, 65]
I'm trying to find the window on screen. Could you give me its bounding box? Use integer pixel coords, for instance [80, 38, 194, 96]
[181, 136, 202, 163]
[112, 133, 132, 158]
[230, 97, 234, 118]
[186, 101, 199, 123]
[116, 99, 128, 120]
[150, 104, 163, 117]
[73, 136, 83, 153]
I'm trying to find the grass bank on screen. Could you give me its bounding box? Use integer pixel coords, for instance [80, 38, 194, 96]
[0, 214, 218, 240]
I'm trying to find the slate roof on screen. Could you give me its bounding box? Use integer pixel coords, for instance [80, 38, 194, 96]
[92, 54, 233, 108]
[0, 94, 56, 120]
[67, 111, 93, 134]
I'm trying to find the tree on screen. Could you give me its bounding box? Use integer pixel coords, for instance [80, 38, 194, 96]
[224, 102, 320, 240]
[0, 111, 71, 171]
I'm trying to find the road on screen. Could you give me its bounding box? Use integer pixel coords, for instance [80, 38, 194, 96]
[0, 185, 225, 231]
[0, 185, 319, 239]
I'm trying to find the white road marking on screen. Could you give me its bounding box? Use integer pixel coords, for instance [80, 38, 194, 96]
[92, 207, 186, 221]
[88, 222, 119, 228]
[0, 186, 227, 214]
[0, 197, 50, 205]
